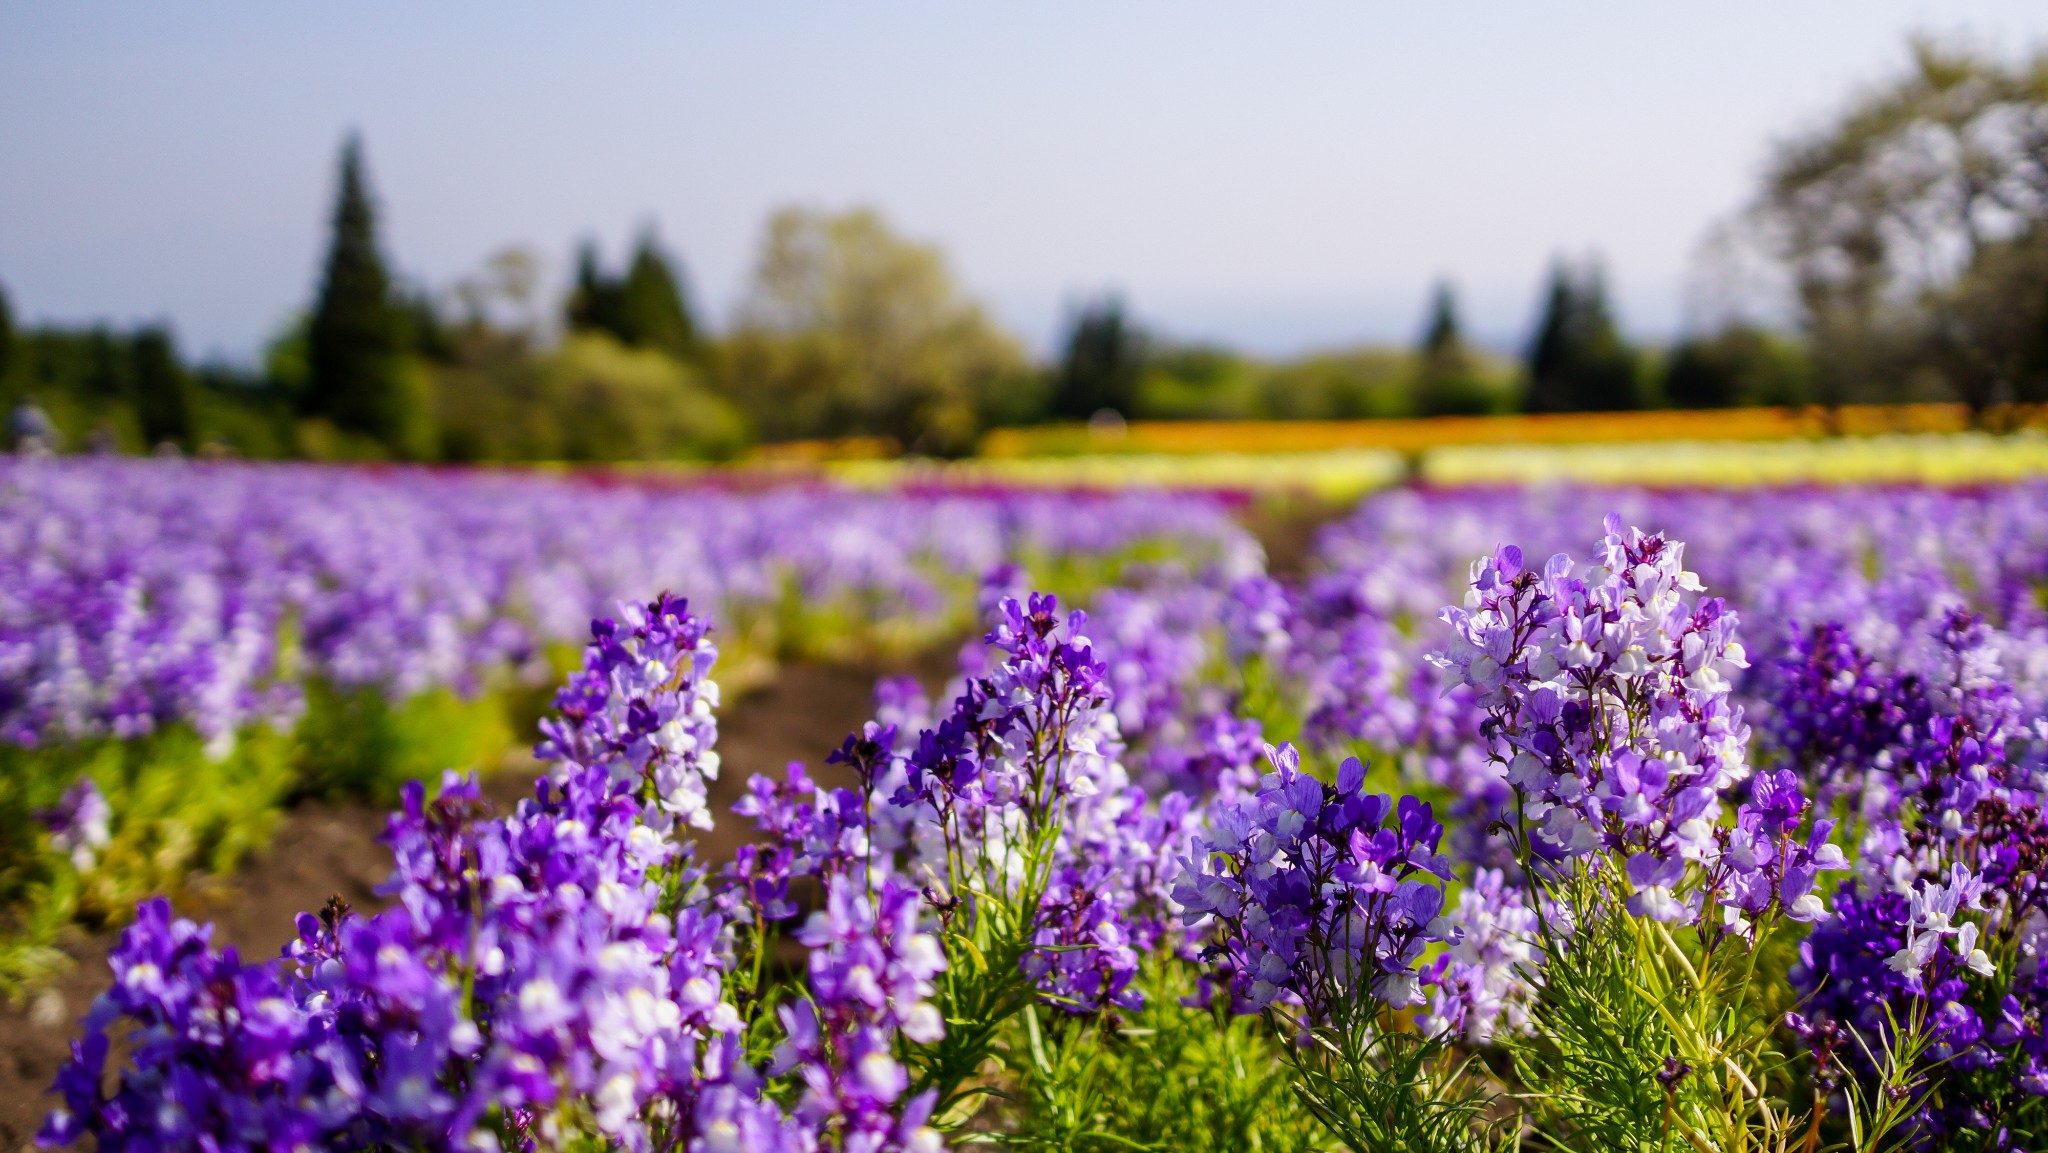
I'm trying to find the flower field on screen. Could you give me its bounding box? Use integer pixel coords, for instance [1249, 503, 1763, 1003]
[0, 459, 1253, 993]
[12, 459, 2048, 1150]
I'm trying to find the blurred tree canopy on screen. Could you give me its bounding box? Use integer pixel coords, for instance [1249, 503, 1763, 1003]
[1050, 296, 1147, 420]
[429, 330, 743, 464]
[566, 234, 704, 364]
[1524, 259, 1643, 413]
[1414, 282, 1506, 416]
[130, 327, 196, 449]
[1749, 37, 2048, 415]
[722, 206, 1026, 455]
[0, 281, 14, 385]
[1659, 326, 1810, 409]
[0, 321, 296, 457]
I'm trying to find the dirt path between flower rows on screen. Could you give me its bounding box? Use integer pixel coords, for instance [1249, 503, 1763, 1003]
[0, 657, 945, 1149]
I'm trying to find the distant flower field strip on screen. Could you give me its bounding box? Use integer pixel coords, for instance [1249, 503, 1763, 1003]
[35, 474, 2048, 1150]
[1423, 429, 2048, 486]
[0, 459, 1257, 748]
[744, 429, 2048, 494]
[0, 458, 1255, 990]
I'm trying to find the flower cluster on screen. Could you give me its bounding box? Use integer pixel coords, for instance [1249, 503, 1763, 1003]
[44, 597, 754, 1151]
[537, 592, 723, 834]
[1786, 610, 2048, 1139]
[39, 900, 326, 1150]
[774, 877, 946, 1153]
[1175, 745, 1455, 1021]
[1418, 868, 1539, 1045]
[732, 589, 1208, 1026]
[34, 478, 2048, 1149]
[1434, 517, 1844, 929]
[0, 458, 1256, 751]
[38, 776, 110, 872]
[885, 594, 1174, 1013]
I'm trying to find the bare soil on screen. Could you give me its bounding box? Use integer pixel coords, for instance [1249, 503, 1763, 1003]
[0, 657, 948, 1149]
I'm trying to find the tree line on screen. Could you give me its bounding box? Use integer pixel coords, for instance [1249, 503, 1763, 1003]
[5, 36, 2045, 460]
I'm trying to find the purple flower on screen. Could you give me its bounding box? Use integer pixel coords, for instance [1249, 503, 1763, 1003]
[1176, 743, 1455, 1022]
[38, 777, 110, 872]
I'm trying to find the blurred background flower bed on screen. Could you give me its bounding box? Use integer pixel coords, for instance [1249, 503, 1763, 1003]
[0, 457, 1255, 994]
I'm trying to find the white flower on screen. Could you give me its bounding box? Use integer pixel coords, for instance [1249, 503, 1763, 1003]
[1886, 932, 1939, 981]
[1957, 923, 1996, 978]
[1380, 972, 1420, 1008]
[902, 1002, 945, 1043]
[595, 1072, 639, 1133]
[518, 977, 571, 1030]
[1681, 665, 1727, 694]
[1786, 893, 1828, 922]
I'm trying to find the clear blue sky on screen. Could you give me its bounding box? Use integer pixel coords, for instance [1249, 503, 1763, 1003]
[5, 2, 2048, 362]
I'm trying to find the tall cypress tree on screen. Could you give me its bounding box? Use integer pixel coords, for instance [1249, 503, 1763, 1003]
[565, 241, 625, 338]
[1415, 281, 1490, 416]
[131, 326, 194, 448]
[619, 234, 701, 363]
[1049, 296, 1145, 419]
[1524, 259, 1640, 413]
[0, 280, 15, 385]
[566, 235, 702, 364]
[306, 135, 410, 445]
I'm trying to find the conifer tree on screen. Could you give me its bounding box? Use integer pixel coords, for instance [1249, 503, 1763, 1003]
[567, 236, 703, 364]
[131, 326, 194, 448]
[1422, 281, 1462, 362]
[1523, 259, 1641, 412]
[1049, 296, 1145, 420]
[84, 329, 129, 401]
[1414, 281, 1492, 416]
[566, 241, 626, 338]
[620, 234, 702, 363]
[305, 135, 411, 446]
[0, 280, 15, 384]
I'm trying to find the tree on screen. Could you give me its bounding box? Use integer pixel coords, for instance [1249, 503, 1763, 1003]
[1660, 326, 1810, 409]
[1413, 281, 1494, 416]
[1049, 296, 1146, 420]
[564, 235, 703, 364]
[1524, 259, 1641, 413]
[130, 326, 194, 448]
[0, 280, 14, 385]
[725, 206, 1024, 454]
[305, 135, 416, 451]
[1748, 37, 2048, 416]
[566, 241, 628, 341]
[620, 234, 702, 363]
[396, 287, 457, 364]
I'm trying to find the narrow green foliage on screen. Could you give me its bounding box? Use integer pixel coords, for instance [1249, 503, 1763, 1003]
[1505, 866, 1806, 1153]
[1269, 1002, 1500, 1153]
[908, 818, 1061, 1126]
[1003, 955, 1326, 1153]
[1830, 1002, 1942, 1153]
